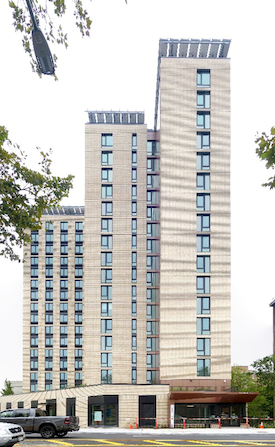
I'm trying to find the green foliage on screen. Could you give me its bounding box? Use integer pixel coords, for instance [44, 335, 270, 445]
[255, 127, 275, 189]
[232, 355, 275, 418]
[0, 126, 73, 262]
[1, 379, 14, 396]
[8, 0, 93, 75]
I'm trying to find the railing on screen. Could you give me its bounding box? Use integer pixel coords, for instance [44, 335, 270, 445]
[127, 417, 275, 429]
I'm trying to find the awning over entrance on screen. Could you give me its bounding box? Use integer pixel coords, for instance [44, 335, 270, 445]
[170, 391, 258, 404]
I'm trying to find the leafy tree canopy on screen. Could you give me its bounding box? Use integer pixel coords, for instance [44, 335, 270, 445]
[256, 127, 275, 189]
[0, 126, 73, 261]
[232, 355, 275, 418]
[1, 379, 14, 396]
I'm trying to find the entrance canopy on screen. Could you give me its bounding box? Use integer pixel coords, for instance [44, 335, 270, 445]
[170, 391, 258, 404]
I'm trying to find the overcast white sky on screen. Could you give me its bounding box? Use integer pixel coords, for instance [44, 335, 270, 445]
[0, 0, 275, 391]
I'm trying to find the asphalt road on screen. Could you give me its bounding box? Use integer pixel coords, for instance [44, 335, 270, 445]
[17, 432, 275, 447]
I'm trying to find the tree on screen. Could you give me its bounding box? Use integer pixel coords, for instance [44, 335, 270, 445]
[232, 356, 275, 419]
[252, 355, 275, 418]
[255, 127, 275, 189]
[1, 379, 14, 396]
[0, 126, 73, 261]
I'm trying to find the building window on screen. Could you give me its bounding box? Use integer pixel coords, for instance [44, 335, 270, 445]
[132, 219, 137, 233]
[197, 235, 210, 252]
[101, 319, 112, 333]
[132, 235, 137, 248]
[197, 193, 210, 211]
[197, 214, 210, 232]
[132, 319, 137, 333]
[132, 185, 137, 199]
[101, 185, 113, 199]
[75, 222, 83, 232]
[132, 335, 137, 350]
[101, 151, 113, 165]
[132, 168, 137, 182]
[197, 69, 210, 87]
[197, 359, 210, 376]
[101, 302, 112, 317]
[197, 338, 211, 356]
[197, 173, 210, 190]
[101, 235, 113, 249]
[197, 317, 210, 335]
[197, 112, 210, 129]
[102, 168, 113, 183]
[101, 285, 112, 300]
[197, 132, 210, 149]
[102, 134, 113, 147]
[101, 252, 112, 266]
[101, 336, 112, 351]
[101, 352, 112, 367]
[101, 370, 112, 384]
[132, 202, 137, 215]
[75, 372, 82, 386]
[132, 133, 137, 148]
[102, 202, 113, 216]
[197, 256, 210, 273]
[147, 141, 160, 156]
[101, 269, 112, 283]
[60, 222, 68, 232]
[101, 218, 113, 233]
[132, 301, 137, 316]
[132, 252, 137, 266]
[197, 91, 210, 108]
[132, 368, 137, 384]
[197, 276, 210, 294]
[197, 297, 210, 315]
[132, 151, 137, 165]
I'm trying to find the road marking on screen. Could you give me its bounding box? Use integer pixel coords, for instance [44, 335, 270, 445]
[143, 441, 181, 446]
[48, 441, 74, 446]
[235, 442, 271, 446]
[187, 441, 224, 446]
[93, 439, 126, 446]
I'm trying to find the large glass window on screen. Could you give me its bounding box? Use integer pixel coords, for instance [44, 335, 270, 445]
[101, 218, 113, 233]
[102, 168, 113, 183]
[197, 297, 210, 314]
[101, 235, 113, 249]
[197, 235, 210, 252]
[197, 256, 210, 273]
[197, 112, 210, 129]
[101, 286, 112, 300]
[197, 317, 210, 335]
[197, 69, 210, 87]
[197, 338, 211, 356]
[102, 202, 113, 216]
[197, 358, 210, 376]
[101, 319, 112, 333]
[101, 185, 113, 199]
[101, 302, 112, 317]
[197, 214, 210, 232]
[102, 134, 113, 147]
[197, 193, 210, 211]
[197, 276, 210, 294]
[101, 269, 112, 283]
[101, 252, 112, 266]
[101, 151, 113, 166]
[197, 91, 210, 108]
[197, 153, 210, 170]
[101, 336, 112, 350]
[197, 173, 210, 190]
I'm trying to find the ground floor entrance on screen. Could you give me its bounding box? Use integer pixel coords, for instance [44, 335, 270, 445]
[88, 395, 118, 426]
[174, 403, 245, 427]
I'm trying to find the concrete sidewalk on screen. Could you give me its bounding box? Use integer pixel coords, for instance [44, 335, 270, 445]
[78, 427, 275, 435]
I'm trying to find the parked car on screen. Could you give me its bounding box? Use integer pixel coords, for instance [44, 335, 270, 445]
[0, 408, 79, 439]
[0, 422, 25, 447]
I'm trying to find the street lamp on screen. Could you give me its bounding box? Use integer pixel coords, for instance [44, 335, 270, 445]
[25, 0, 55, 75]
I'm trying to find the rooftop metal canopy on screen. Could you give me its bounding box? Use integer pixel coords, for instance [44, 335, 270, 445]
[154, 38, 231, 130]
[87, 111, 145, 125]
[158, 38, 231, 59]
[43, 206, 85, 215]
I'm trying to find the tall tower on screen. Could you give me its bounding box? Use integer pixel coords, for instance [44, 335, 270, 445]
[156, 39, 231, 387]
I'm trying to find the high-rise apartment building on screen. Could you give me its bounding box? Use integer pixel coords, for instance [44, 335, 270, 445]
[7, 38, 255, 427]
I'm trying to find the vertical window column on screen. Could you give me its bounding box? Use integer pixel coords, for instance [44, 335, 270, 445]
[146, 140, 160, 384]
[196, 69, 211, 377]
[101, 134, 113, 384]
